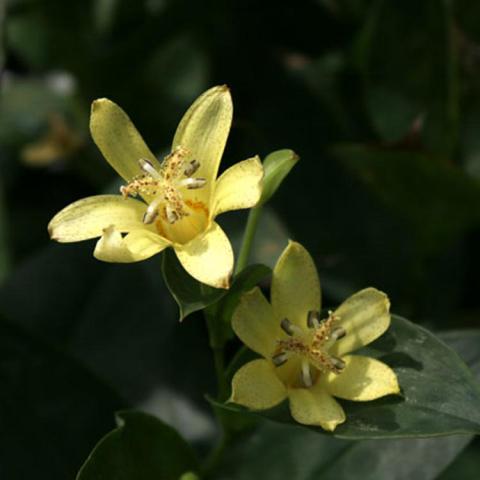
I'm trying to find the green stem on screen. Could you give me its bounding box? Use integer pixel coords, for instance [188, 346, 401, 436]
[235, 206, 262, 275]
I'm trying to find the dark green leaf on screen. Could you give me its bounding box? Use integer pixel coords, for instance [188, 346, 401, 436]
[214, 316, 480, 439]
[0, 315, 125, 480]
[162, 248, 226, 321]
[259, 149, 299, 205]
[333, 145, 480, 252]
[77, 410, 198, 480]
[163, 248, 271, 322]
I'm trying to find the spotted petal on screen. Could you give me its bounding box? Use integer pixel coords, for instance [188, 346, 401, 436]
[271, 241, 321, 328]
[329, 288, 391, 357]
[174, 221, 233, 289]
[230, 359, 287, 410]
[90, 99, 161, 187]
[232, 287, 281, 358]
[213, 156, 263, 217]
[48, 195, 151, 242]
[323, 355, 400, 401]
[94, 227, 169, 263]
[287, 385, 345, 431]
[172, 86, 233, 205]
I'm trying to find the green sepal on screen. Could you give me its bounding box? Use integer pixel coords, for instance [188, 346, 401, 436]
[76, 410, 199, 480]
[259, 149, 299, 205]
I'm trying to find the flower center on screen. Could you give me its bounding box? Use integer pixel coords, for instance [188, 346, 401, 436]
[120, 146, 207, 226]
[272, 310, 346, 388]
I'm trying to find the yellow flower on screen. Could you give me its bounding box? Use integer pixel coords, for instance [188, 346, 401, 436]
[48, 86, 263, 288]
[230, 241, 400, 431]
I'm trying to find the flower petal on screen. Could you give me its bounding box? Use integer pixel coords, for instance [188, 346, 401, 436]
[271, 241, 321, 328]
[90, 98, 161, 183]
[232, 287, 280, 358]
[329, 288, 391, 357]
[172, 86, 233, 205]
[288, 385, 345, 431]
[48, 195, 149, 242]
[94, 226, 169, 263]
[323, 355, 400, 401]
[174, 222, 233, 288]
[213, 156, 263, 217]
[230, 359, 287, 410]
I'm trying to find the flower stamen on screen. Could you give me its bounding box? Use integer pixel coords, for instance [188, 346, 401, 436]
[120, 146, 208, 226]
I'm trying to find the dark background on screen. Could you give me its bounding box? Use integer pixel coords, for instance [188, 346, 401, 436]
[0, 0, 479, 478]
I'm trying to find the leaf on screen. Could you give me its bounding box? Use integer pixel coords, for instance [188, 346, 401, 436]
[77, 410, 198, 480]
[259, 149, 299, 205]
[163, 248, 271, 322]
[214, 315, 480, 439]
[216, 328, 480, 480]
[333, 145, 480, 253]
[0, 315, 125, 480]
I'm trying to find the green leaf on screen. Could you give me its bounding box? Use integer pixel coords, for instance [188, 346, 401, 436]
[216, 328, 480, 480]
[259, 149, 299, 205]
[163, 248, 270, 322]
[214, 315, 480, 439]
[0, 315, 125, 480]
[333, 145, 480, 253]
[77, 410, 198, 480]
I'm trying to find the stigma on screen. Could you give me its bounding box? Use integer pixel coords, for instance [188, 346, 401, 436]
[273, 310, 347, 387]
[120, 146, 207, 225]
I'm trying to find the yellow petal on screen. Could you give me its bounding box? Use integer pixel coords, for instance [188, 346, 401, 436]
[329, 288, 391, 357]
[230, 359, 287, 410]
[324, 355, 400, 401]
[174, 222, 233, 288]
[213, 156, 263, 217]
[94, 226, 169, 263]
[288, 385, 345, 431]
[172, 86, 233, 205]
[48, 195, 149, 242]
[90, 98, 161, 184]
[271, 241, 321, 327]
[232, 287, 280, 358]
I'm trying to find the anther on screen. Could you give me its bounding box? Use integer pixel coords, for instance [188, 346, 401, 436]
[272, 352, 288, 367]
[331, 356, 346, 372]
[180, 177, 207, 189]
[281, 318, 294, 336]
[143, 206, 159, 224]
[138, 158, 161, 179]
[307, 310, 320, 329]
[331, 326, 346, 341]
[184, 159, 200, 177]
[301, 361, 313, 387]
[165, 205, 179, 224]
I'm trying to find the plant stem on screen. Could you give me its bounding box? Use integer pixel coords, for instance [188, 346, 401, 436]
[235, 206, 262, 275]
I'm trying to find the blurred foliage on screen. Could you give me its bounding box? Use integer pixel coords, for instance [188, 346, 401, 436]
[1, 0, 480, 478]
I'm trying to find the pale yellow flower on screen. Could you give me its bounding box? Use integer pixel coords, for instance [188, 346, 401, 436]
[48, 86, 263, 288]
[230, 241, 399, 431]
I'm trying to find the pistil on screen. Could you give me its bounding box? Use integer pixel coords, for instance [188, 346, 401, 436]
[120, 146, 207, 226]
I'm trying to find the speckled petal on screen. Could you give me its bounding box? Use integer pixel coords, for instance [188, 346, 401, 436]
[213, 156, 263, 217]
[232, 287, 281, 358]
[90, 99, 161, 183]
[94, 227, 169, 263]
[48, 195, 149, 242]
[172, 86, 233, 206]
[230, 359, 287, 410]
[174, 221, 233, 289]
[323, 355, 400, 401]
[271, 241, 321, 328]
[329, 288, 391, 357]
[288, 385, 345, 431]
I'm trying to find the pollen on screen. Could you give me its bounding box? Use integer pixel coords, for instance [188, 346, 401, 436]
[273, 310, 347, 387]
[120, 146, 207, 225]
